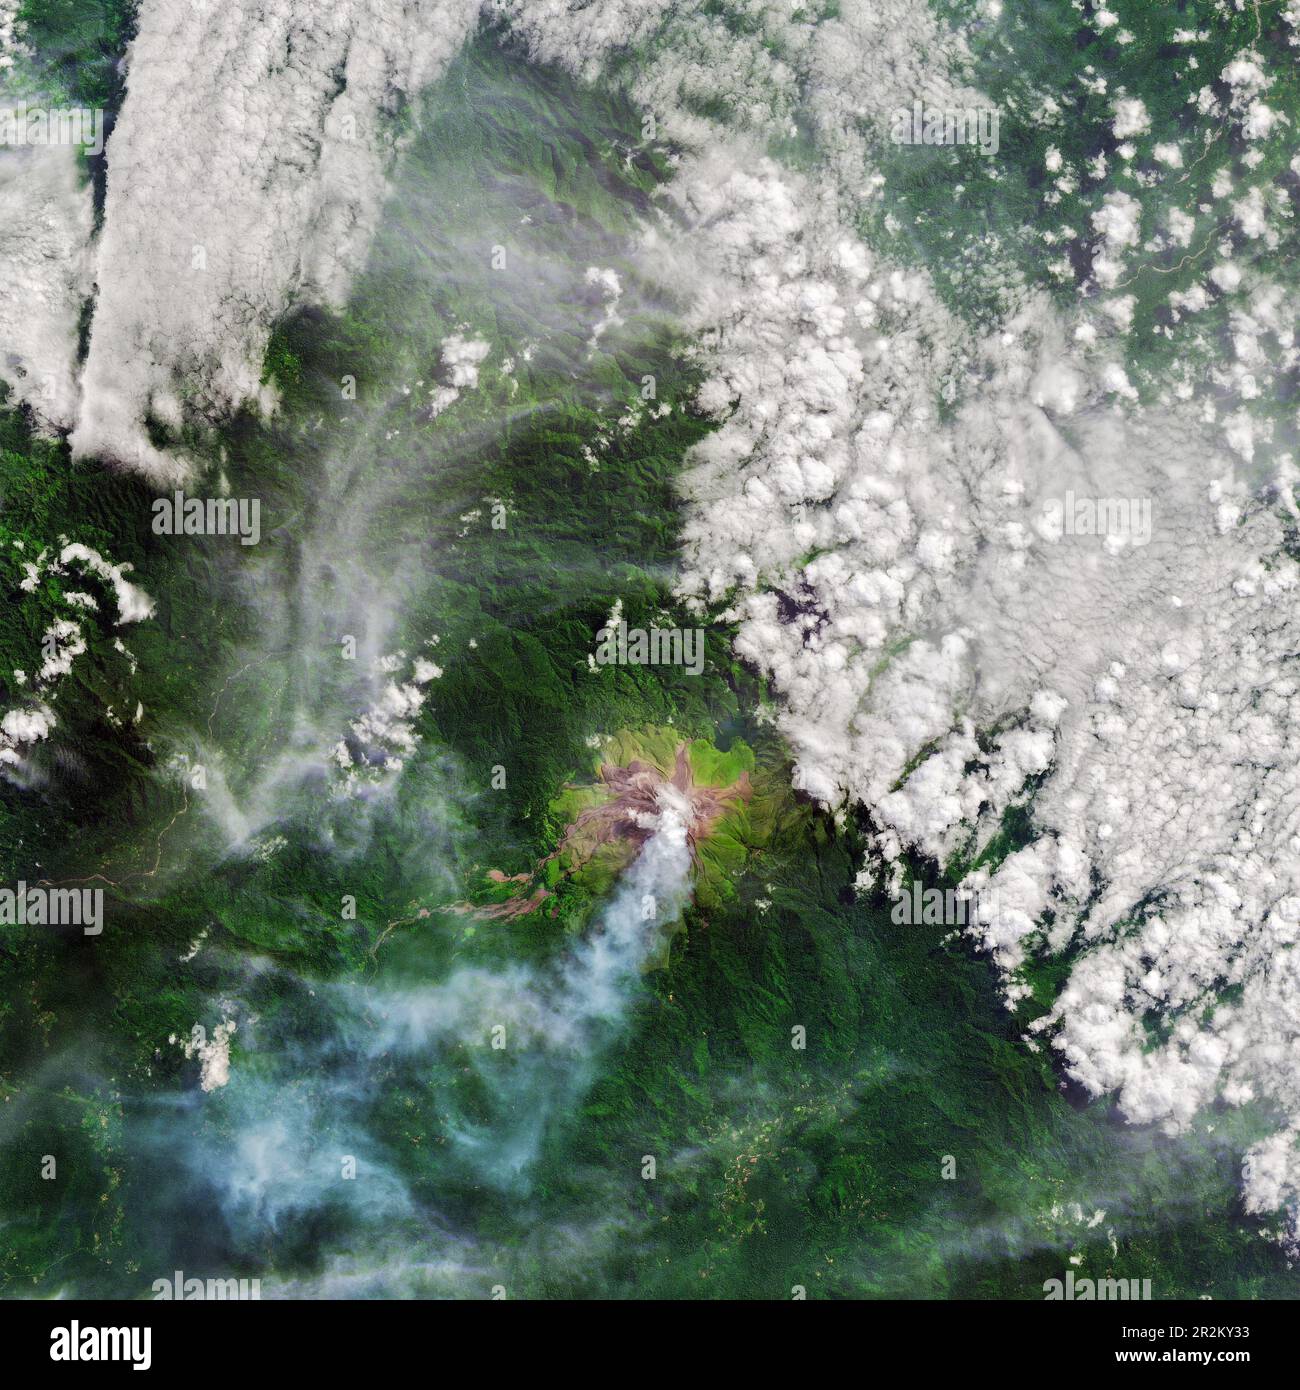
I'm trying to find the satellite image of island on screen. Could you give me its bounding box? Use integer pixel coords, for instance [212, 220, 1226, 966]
[2, 0, 1300, 1321]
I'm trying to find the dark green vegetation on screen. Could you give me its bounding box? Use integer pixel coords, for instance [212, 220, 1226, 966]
[15, 0, 134, 111]
[0, 20, 1296, 1300]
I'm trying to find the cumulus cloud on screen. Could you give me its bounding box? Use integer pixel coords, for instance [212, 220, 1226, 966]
[58, 542, 156, 623]
[0, 538, 153, 781]
[0, 701, 55, 768]
[1110, 95, 1150, 140]
[427, 333, 490, 417]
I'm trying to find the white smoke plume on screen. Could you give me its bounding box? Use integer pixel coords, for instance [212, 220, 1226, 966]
[337, 794, 692, 1186]
[175, 796, 693, 1246]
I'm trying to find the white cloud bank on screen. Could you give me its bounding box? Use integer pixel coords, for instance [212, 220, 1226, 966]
[0, 134, 92, 427]
[66, 0, 482, 478]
